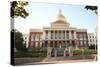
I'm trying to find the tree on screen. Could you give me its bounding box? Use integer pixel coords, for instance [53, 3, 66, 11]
[10, 1, 29, 31]
[10, 1, 29, 50]
[85, 6, 98, 14]
[13, 29, 27, 52]
[11, 1, 29, 18]
[10, 1, 29, 51]
[14, 30, 24, 51]
[10, 1, 29, 65]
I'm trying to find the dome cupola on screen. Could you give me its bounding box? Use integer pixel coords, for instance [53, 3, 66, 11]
[56, 9, 66, 21]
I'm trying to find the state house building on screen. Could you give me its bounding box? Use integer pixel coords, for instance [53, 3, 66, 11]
[28, 10, 88, 49]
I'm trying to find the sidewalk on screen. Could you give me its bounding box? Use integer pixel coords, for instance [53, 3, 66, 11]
[18, 59, 95, 65]
[15, 55, 97, 66]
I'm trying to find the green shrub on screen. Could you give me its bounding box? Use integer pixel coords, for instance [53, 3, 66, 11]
[68, 49, 97, 55]
[14, 51, 47, 58]
[83, 49, 97, 55]
[14, 49, 97, 58]
[73, 50, 82, 55]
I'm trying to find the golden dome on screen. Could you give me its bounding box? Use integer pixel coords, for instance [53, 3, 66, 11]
[56, 9, 66, 21]
[51, 9, 70, 26]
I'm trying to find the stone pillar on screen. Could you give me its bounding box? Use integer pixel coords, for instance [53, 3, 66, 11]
[43, 30, 46, 40]
[64, 50, 66, 57]
[55, 31, 56, 39]
[65, 30, 66, 39]
[54, 50, 57, 57]
[61, 30, 62, 39]
[57, 30, 59, 39]
[69, 31, 71, 39]
[53, 30, 55, 39]
[50, 30, 51, 39]
[48, 41, 50, 47]
[62, 30, 64, 39]
[61, 41, 63, 48]
[75, 40, 79, 50]
[58, 30, 60, 39]
[48, 30, 51, 39]
[74, 31, 76, 39]
[69, 46, 73, 56]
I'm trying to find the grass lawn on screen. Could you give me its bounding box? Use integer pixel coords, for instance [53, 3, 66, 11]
[14, 49, 97, 58]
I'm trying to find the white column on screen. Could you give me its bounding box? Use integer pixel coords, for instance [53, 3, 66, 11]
[40, 42, 42, 48]
[64, 50, 66, 57]
[48, 30, 51, 39]
[47, 47, 52, 57]
[52, 30, 54, 39]
[62, 30, 64, 39]
[65, 30, 66, 39]
[53, 30, 55, 39]
[61, 30, 62, 39]
[55, 31, 56, 39]
[69, 31, 72, 39]
[74, 31, 76, 39]
[50, 30, 51, 39]
[66, 31, 68, 39]
[43, 30, 46, 40]
[69, 46, 73, 56]
[55, 50, 57, 57]
[62, 30, 63, 39]
[57, 30, 59, 39]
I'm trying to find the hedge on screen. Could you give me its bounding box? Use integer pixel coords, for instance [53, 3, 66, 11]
[73, 49, 97, 55]
[14, 51, 47, 58]
[14, 49, 97, 58]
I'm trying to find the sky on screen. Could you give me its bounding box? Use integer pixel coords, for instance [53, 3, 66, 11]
[15, 2, 97, 34]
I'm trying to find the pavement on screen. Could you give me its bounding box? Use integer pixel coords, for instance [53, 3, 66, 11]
[24, 59, 95, 65]
[15, 55, 97, 66]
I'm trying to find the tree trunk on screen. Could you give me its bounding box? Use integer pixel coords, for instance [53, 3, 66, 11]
[10, 17, 15, 65]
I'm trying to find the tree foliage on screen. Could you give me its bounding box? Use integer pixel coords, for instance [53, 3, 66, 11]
[85, 6, 98, 14]
[14, 29, 26, 51]
[10, 1, 29, 52]
[11, 1, 29, 18]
